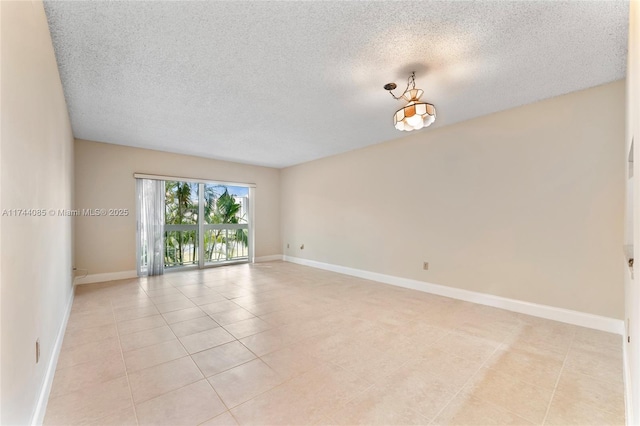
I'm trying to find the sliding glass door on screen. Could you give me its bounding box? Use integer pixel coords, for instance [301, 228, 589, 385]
[202, 183, 249, 266]
[138, 179, 252, 275]
[139, 179, 251, 272]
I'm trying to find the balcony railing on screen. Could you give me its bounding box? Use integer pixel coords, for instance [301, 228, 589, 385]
[164, 223, 249, 269]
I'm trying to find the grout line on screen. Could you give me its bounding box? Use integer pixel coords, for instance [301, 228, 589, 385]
[111, 290, 142, 426]
[165, 283, 239, 409]
[136, 279, 230, 414]
[541, 327, 577, 425]
[426, 325, 523, 425]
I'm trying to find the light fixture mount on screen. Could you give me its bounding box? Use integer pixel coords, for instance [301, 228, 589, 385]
[384, 71, 436, 132]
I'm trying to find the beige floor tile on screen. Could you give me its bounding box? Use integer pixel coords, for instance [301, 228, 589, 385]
[261, 345, 323, 380]
[431, 392, 533, 425]
[288, 363, 373, 417]
[110, 295, 155, 311]
[190, 293, 228, 306]
[119, 325, 177, 351]
[71, 298, 112, 314]
[155, 298, 197, 313]
[50, 355, 126, 398]
[299, 328, 354, 358]
[117, 314, 167, 335]
[180, 327, 236, 354]
[192, 340, 256, 377]
[124, 339, 188, 371]
[231, 298, 275, 313]
[500, 335, 568, 358]
[463, 367, 552, 423]
[149, 292, 190, 305]
[56, 337, 121, 370]
[200, 300, 243, 315]
[45, 263, 627, 426]
[162, 307, 207, 324]
[167, 276, 202, 287]
[432, 331, 502, 364]
[484, 346, 564, 390]
[374, 365, 463, 420]
[61, 323, 118, 350]
[65, 309, 115, 331]
[144, 287, 181, 298]
[114, 304, 160, 322]
[209, 359, 285, 408]
[170, 316, 220, 337]
[218, 289, 251, 299]
[223, 317, 272, 339]
[199, 411, 239, 426]
[450, 316, 516, 342]
[571, 338, 622, 360]
[86, 407, 138, 425]
[207, 284, 246, 294]
[258, 308, 310, 327]
[416, 348, 483, 389]
[177, 284, 217, 297]
[44, 376, 132, 425]
[554, 370, 625, 416]
[545, 391, 625, 426]
[573, 327, 622, 352]
[507, 322, 576, 354]
[139, 280, 174, 292]
[208, 308, 256, 326]
[238, 328, 296, 357]
[329, 384, 428, 425]
[563, 346, 623, 385]
[135, 380, 226, 426]
[128, 356, 204, 403]
[230, 381, 326, 425]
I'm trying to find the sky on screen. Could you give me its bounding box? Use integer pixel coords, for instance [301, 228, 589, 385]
[176, 182, 248, 203]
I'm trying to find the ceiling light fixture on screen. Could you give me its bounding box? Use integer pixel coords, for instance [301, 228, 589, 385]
[384, 72, 436, 131]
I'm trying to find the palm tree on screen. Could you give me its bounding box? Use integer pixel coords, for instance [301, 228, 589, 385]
[205, 188, 247, 261]
[164, 183, 246, 265]
[164, 181, 198, 266]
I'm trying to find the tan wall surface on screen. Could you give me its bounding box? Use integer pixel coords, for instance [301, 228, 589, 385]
[0, 1, 75, 424]
[281, 80, 626, 319]
[74, 140, 281, 275]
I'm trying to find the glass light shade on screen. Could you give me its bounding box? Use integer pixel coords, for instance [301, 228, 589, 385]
[393, 101, 436, 132]
[402, 89, 423, 102]
[406, 114, 422, 127]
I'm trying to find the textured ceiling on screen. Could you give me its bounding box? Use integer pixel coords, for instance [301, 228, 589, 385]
[44, 1, 628, 168]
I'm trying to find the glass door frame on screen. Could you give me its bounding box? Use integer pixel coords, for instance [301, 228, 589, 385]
[133, 173, 255, 271]
[195, 183, 254, 269]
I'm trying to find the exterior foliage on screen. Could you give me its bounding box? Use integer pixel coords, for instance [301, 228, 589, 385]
[164, 182, 247, 267]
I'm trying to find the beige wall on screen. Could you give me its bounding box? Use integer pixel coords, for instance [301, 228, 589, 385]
[0, 1, 75, 424]
[74, 140, 281, 275]
[281, 80, 626, 319]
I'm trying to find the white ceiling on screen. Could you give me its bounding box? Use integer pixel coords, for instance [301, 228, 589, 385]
[44, 1, 628, 168]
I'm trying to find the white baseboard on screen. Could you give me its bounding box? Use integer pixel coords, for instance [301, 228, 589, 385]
[283, 255, 624, 335]
[254, 255, 284, 263]
[74, 270, 137, 285]
[31, 289, 74, 425]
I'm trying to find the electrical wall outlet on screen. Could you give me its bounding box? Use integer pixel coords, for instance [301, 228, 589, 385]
[287, 243, 290, 248]
[423, 262, 429, 270]
[35, 339, 40, 364]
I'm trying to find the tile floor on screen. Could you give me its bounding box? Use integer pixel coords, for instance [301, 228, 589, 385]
[44, 261, 625, 425]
